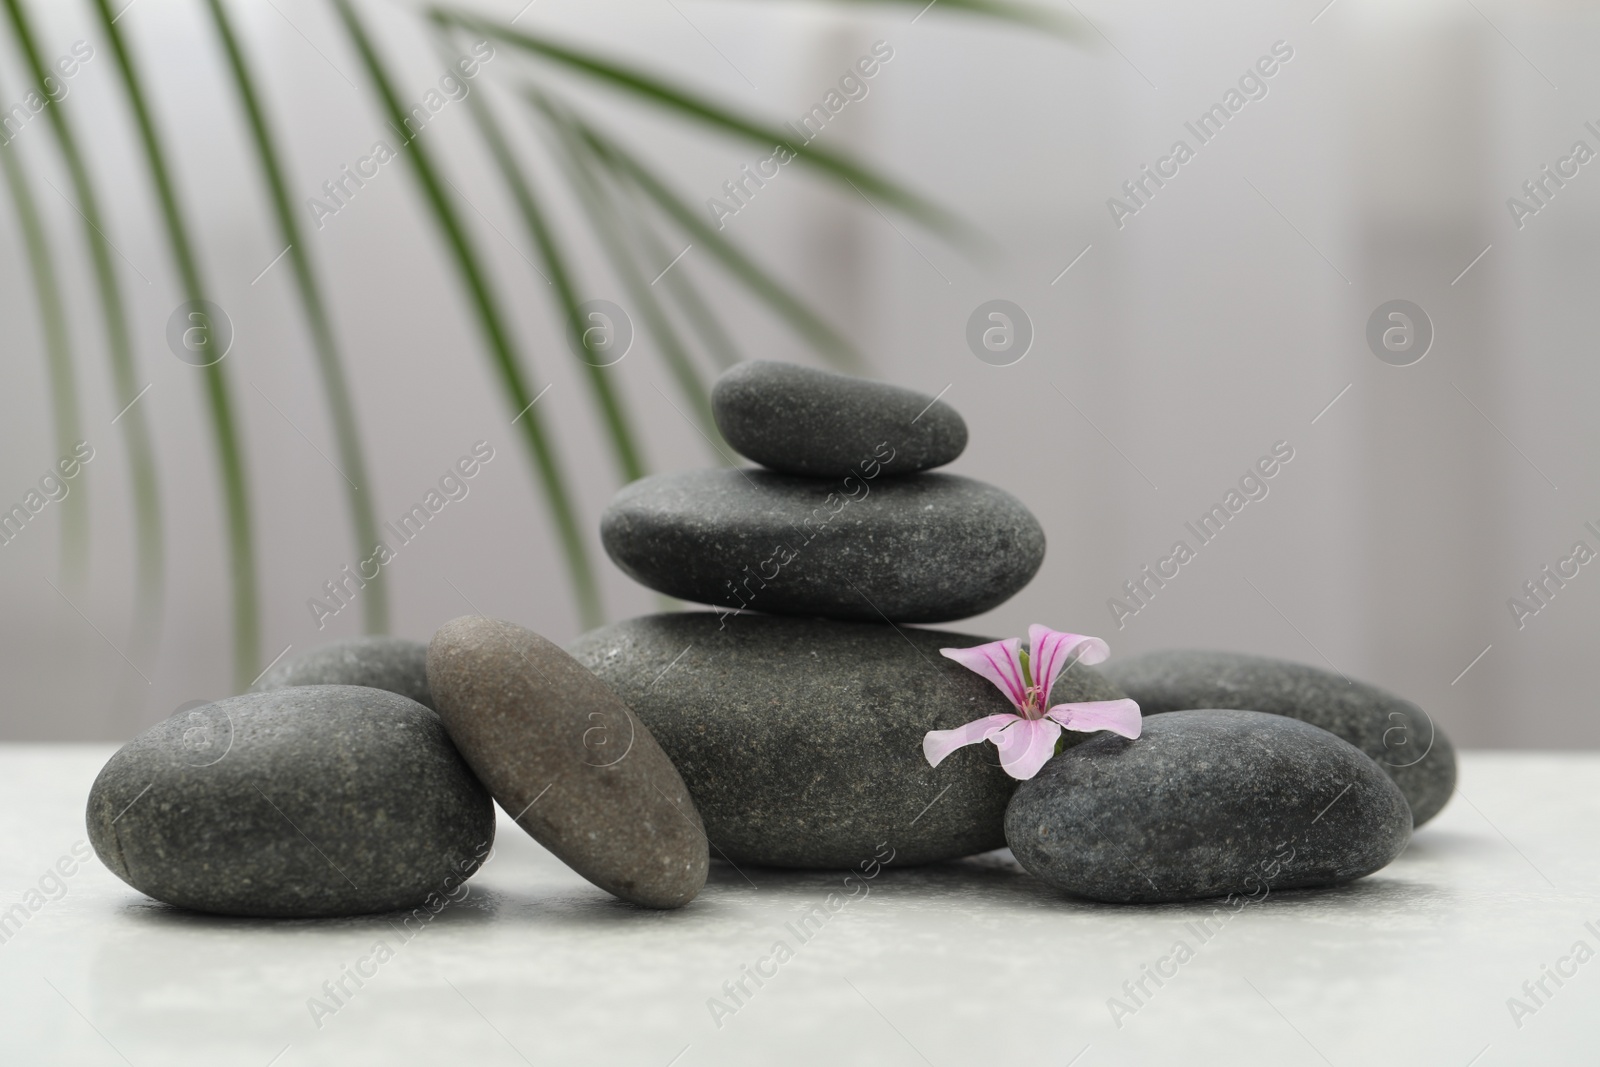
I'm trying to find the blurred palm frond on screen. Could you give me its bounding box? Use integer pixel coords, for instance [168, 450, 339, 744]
[0, 0, 1063, 683]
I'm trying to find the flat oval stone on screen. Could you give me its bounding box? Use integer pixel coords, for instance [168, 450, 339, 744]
[86, 686, 494, 918]
[711, 360, 967, 477]
[427, 617, 708, 909]
[253, 636, 433, 709]
[600, 470, 1044, 623]
[568, 613, 1129, 869]
[1102, 650, 1456, 826]
[1005, 709, 1413, 904]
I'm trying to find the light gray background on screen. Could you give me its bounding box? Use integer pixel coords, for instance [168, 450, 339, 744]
[0, 0, 1593, 747]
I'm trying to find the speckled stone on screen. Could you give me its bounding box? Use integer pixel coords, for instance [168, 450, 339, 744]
[252, 636, 433, 709]
[711, 360, 968, 478]
[1005, 709, 1413, 904]
[1102, 650, 1456, 826]
[567, 613, 1130, 869]
[600, 470, 1044, 623]
[86, 686, 494, 918]
[427, 616, 707, 909]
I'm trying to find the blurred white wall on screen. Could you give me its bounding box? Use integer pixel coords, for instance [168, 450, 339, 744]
[0, 0, 1596, 747]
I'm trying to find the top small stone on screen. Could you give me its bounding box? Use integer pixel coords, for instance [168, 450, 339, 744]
[711, 361, 967, 478]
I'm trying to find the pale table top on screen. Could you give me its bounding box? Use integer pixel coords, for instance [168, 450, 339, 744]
[0, 746, 1593, 1067]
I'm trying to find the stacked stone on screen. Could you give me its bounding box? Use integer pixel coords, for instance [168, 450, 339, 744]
[572, 361, 1130, 869]
[600, 360, 1043, 624]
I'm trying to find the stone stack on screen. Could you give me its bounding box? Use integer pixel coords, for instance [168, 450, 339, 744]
[573, 361, 1129, 868]
[82, 360, 1460, 913]
[600, 360, 1042, 623]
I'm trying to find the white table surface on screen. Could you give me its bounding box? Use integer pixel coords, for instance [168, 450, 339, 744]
[0, 746, 1593, 1067]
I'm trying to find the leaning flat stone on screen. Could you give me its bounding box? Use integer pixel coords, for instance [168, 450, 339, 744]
[1005, 709, 1413, 904]
[427, 616, 708, 909]
[253, 636, 433, 709]
[711, 360, 967, 478]
[86, 686, 494, 918]
[1102, 650, 1456, 826]
[568, 613, 1129, 869]
[600, 469, 1044, 623]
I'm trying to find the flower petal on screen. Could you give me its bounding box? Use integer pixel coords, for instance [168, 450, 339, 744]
[1046, 699, 1143, 739]
[923, 714, 1020, 768]
[940, 638, 1027, 710]
[993, 717, 1063, 780]
[1027, 625, 1111, 705]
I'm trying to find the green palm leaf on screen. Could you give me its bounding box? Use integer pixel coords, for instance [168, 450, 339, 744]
[202, 0, 390, 635]
[0, 107, 85, 578]
[444, 41, 646, 485]
[0, 0, 1067, 679]
[431, 7, 972, 241]
[95, 0, 265, 689]
[566, 112, 863, 369]
[328, 0, 602, 628]
[626, 198, 742, 374]
[3, 0, 163, 649]
[527, 90, 721, 450]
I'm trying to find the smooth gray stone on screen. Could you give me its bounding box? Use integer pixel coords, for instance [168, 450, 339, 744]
[567, 613, 1129, 869]
[711, 360, 967, 477]
[600, 470, 1044, 623]
[427, 616, 708, 909]
[1102, 650, 1456, 826]
[252, 636, 433, 710]
[1005, 709, 1413, 904]
[86, 686, 494, 918]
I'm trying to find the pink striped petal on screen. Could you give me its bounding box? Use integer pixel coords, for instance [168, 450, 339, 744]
[993, 717, 1063, 780]
[923, 714, 1021, 768]
[1027, 625, 1111, 705]
[939, 638, 1027, 710]
[1046, 698, 1143, 739]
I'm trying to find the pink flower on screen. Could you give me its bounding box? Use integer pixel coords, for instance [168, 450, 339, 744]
[924, 625, 1142, 781]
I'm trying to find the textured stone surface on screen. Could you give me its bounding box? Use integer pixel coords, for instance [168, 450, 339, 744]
[711, 360, 967, 478]
[427, 616, 708, 908]
[1102, 650, 1456, 826]
[600, 469, 1044, 623]
[86, 686, 494, 918]
[1006, 709, 1413, 904]
[252, 636, 433, 709]
[568, 613, 1129, 869]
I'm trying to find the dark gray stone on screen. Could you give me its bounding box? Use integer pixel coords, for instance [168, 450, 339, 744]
[1005, 709, 1413, 904]
[600, 470, 1044, 623]
[252, 636, 433, 709]
[1102, 650, 1456, 826]
[86, 686, 494, 918]
[428, 617, 708, 909]
[567, 613, 1129, 869]
[711, 360, 967, 478]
